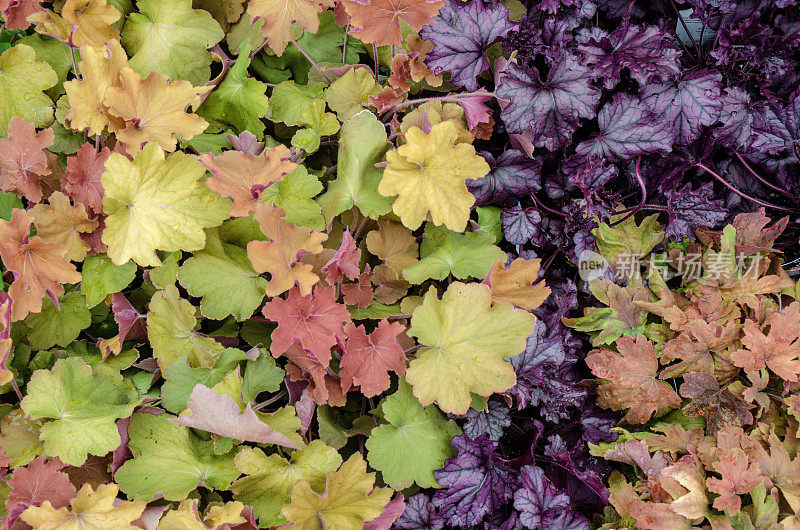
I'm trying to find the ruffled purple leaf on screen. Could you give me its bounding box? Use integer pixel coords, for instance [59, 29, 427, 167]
[501, 205, 541, 245]
[714, 87, 756, 149]
[514, 465, 589, 530]
[395, 494, 445, 530]
[664, 183, 727, 239]
[461, 399, 512, 441]
[433, 435, 517, 527]
[468, 151, 542, 206]
[420, 0, 516, 91]
[578, 23, 681, 89]
[497, 55, 601, 151]
[750, 88, 800, 156]
[575, 94, 674, 160]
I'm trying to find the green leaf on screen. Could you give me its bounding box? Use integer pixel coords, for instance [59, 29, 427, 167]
[178, 229, 267, 321]
[366, 379, 460, 489]
[25, 292, 92, 350]
[0, 192, 23, 221]
[161, 349, 248, 413]
[147, 284, 225, 370]
[750, 483, 779, 528]
[316, 405, 349, 450]
[347, 302, 404, 320]
[17, 34, 73, 99]
[269, 80, 325, 126]
[261, 165, 324, 230]
[291, 127, 321, 154]
[121, 0, 224, 85]
[295, 11, 363, 64]
[20, 357, 139, 466]
[317, 110, 393, 221]
[324, 68, 380, 122]
[241, 349, 285, 405]
[115, 412, 241, 501]
[0, 44, 57, 135]
[476, 206, 503, 244]
[230, 440, 342, 527]
[197, 42, 270, 139]
[80, 254, 137, 308]
[148, 251, 182, 289]
[592, 213, 663, 273]
[403, 223, 505, 284]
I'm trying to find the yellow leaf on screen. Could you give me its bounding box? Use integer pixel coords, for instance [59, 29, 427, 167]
[101, 142, 231, 267]
[378, 121, 489, 232]
[63, 0, 121, 48]
[406, 282, 536, 414]
[30, 191, 98, 262]
[247, 0, 334, 56]
[64, 39, 130, 136]
[21, 483, 145, 530]
[247, 203, 327, 297]
[104, 67, 210, 153]
[485, 257, 551, 311]
[281, 454, 393, 530]
[157, 499, 249, 529]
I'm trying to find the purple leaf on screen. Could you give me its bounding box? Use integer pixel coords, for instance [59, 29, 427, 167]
[432, 435, 517, 527]
[578, 23, 681, 89]
[468, 150, 542, 206]
[461, 399, 512, 441]
[575, 94, 674, 160]
[501, 205, 541, 245]
[664, 183, 727, 239]
[420, 0, 516, 91]
[395, 494, 445, 530]
[714, 87, 756, 149]
[497, 55, 601, 151]
[750, 88, 800, 156]
[641, 71, 723, 145]
[514, 465, 590, 530]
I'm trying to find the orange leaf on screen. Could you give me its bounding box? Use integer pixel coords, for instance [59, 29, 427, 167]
[586, 334, 681, 424]
[282, 343, 347, 406]
[199, 145, 295, 217]
[343, 0, 444, 47]
[342, 266, 374, 308]
[0, 0, 44, 30]
[0, 209, 81, 321]
[484, 256, 551, 311]
[0, 117, 54, 203]
[730, 301, 800, 381]
[706, 448, 763, 514]
[247, 0, 335, 56]
[322, 231, 361, 284]
[247, 203, 327, 297]
[340, 319, 406, 397]
[30, 191, 99, 262]
[62, 143, 110, 214]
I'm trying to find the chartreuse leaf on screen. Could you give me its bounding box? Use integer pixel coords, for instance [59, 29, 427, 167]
[114, 412, 241, 501]
[21, 483, 146, 529]
[18, 34, 73, 98]
[262, 165, 324, 230]
[149, 251, 182, 289]
[403, 223, 505, 284]
[0, 409, 44, 468]
[406, 282, 536, 414]
[25, 292, 92, 350]
[0, 44, 57, 136]
[318, 110, 394, 222]
[178, 228, 267, 321]
[20, 357, 139, 466]
[476, 206, 503, 244]
[80, 254, 137, 307]
[281, 453, 393, 529]
[269, 80, 326, 126]
[147, 285, 225, 370]
[101, 142, 231, 267]
[121, 0, 224, 86]
[592, 213, 664, 272]
[161, 349, 249, 413]
[197, 41, 270, 139]
[324, 68, 380, 122]
[366, 379, 461, 489]
[241, 349, 285, 404]
[230, 440, 342, 527]
[293, 100, 339, 154]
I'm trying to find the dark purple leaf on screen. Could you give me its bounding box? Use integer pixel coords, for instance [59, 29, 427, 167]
[501, 205, 541, 245]
[461, 399, 511, 441]
[513, 465, 590, 530]
[663, 183, 727, 239]
[575, 94, 674, 160]
[420, 0, 516, 91]
[468, 151, 542, 206]
[497, 55, 601, 151]
[641, 71, 723, 145]
[714, 87, 756, 149]
[432, 435, 517, 527]
[395, 494, 445, 530]
[751, 88, 800, 156]
[577, 23, 681, 89]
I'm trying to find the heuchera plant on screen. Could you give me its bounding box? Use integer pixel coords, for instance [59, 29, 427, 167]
[0, 0, 798, 528]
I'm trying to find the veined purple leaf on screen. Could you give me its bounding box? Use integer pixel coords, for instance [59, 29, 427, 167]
[468, 150, 542, 206]
[497, 55, 601, 151]
[514, 465, 590, 530]
[501, 205, 541, 245]
[664, 183, 727, 239]
[395, 494, 445, 530]
[420, 0, 516, 91]
[575, 94, 674, 160]
[714, 87, 756, 149]
[750, 88, 800, 155]
[461, 399, 511, 441]
[641, 71, 723, 145]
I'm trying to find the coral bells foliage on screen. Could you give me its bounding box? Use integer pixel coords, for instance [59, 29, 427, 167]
[571, 210, 800, 529]
[0, 0, 799, 528]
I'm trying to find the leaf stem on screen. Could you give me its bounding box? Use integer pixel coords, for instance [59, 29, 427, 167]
[671, 0, 702, 63]
[373, 43, 379, 82]
[290, 34, 332, 85]
[694, 162, 800, 213]
[342, 24, 350, 63]
[530, 193, 567, 218]
[381, 91, 499, 114]
[69, 46, 81, 81]
[731, 149, 793, 198]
